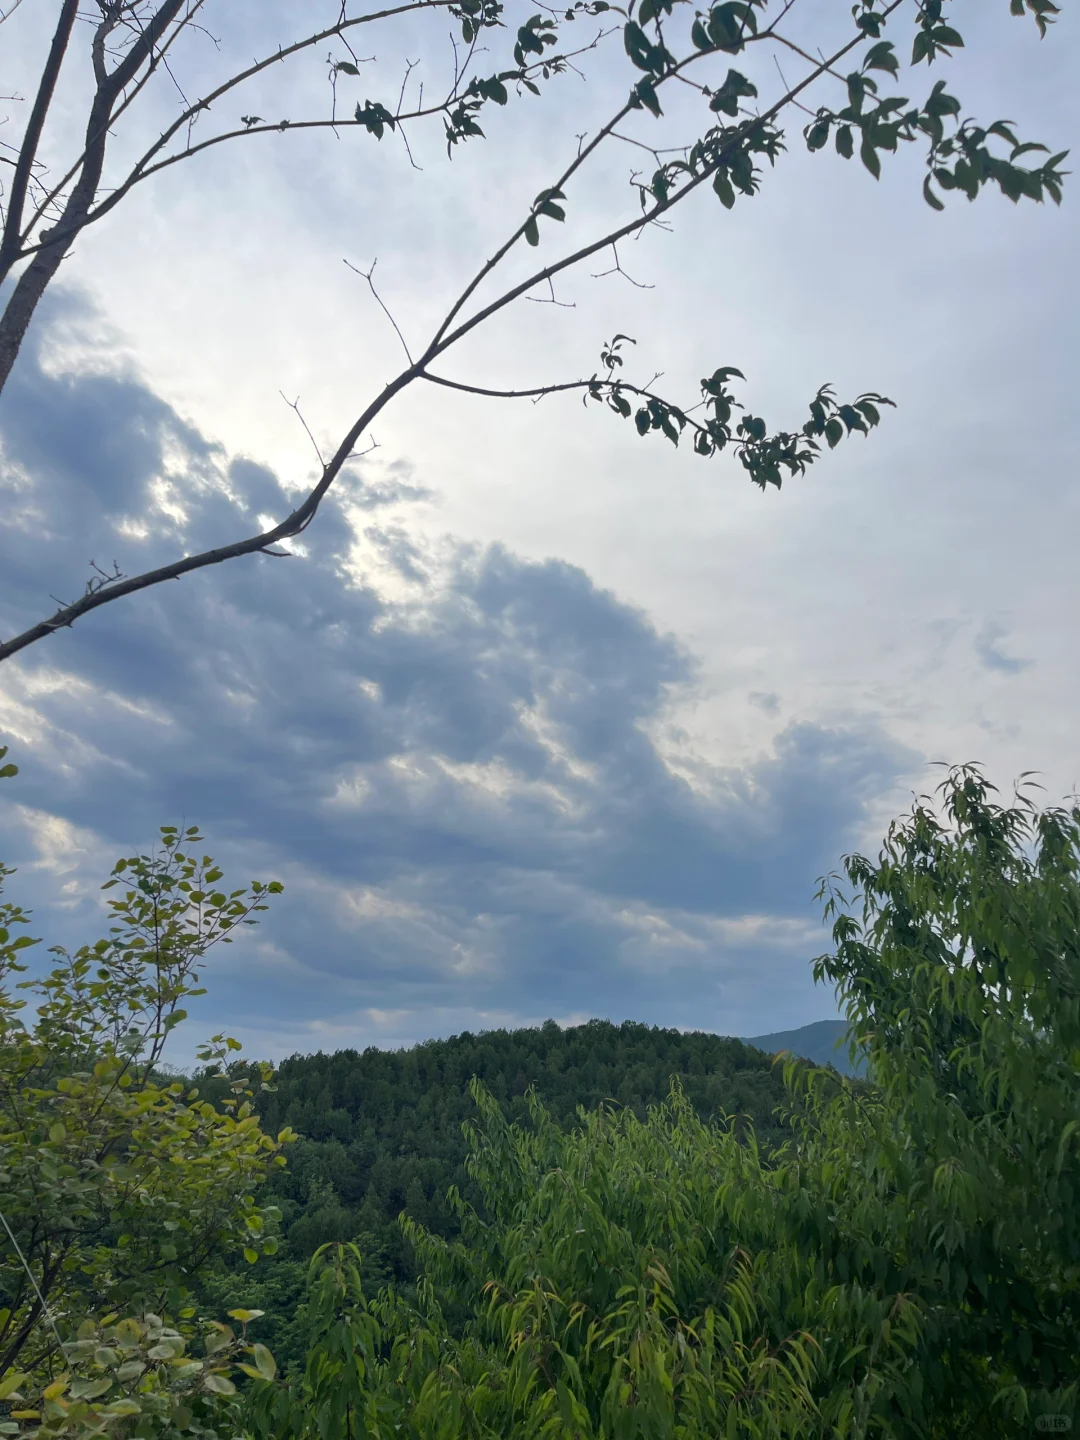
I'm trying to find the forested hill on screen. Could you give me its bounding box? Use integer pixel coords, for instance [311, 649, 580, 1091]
[259, 1019, 793, 1143]
[251, 1021, 791, 1268]
[199, 1020, 832, 1370]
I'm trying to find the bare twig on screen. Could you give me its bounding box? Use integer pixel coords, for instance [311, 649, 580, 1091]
[525, 275, 575, 308]
[16, 0, 460, 254]
[591, 241, 654, 289]
[279, 392, 326, 467]
[771, 30, 848, 87]
[343, 257, 414, 363]
[773, 54, 816, 118]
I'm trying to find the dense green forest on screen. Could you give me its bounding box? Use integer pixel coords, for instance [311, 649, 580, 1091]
[194, 1020, 800, 1371]
[4, 759, 1079, 1437]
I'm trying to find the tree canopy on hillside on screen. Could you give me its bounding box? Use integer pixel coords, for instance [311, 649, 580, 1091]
[193, 1019, 797, 1370]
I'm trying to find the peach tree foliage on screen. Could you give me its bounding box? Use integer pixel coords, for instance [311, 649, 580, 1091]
[239, 1084, 923, 1440]
[240, 1103, 833, 1440]
[0, 0, 1066, 660]
[234, 767, 1079, 1439]
[0, 750, 296, 1435]
[802, 764, 1080, 1434]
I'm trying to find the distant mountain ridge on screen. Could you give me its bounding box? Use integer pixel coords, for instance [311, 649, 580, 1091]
[744, 1018, 867, 1077]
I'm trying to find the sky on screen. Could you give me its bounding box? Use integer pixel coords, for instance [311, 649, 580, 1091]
[0, 0, 1077, 1064]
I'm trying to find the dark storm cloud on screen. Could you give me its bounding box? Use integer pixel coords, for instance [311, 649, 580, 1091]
[0, 291, 919, 1046]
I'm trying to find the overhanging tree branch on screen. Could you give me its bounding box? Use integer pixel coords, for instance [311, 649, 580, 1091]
[430, 0, 903, 355]
[0, 0, 1066, 663]
[12, 0, 466, 259]
[0, 0, 875, 665]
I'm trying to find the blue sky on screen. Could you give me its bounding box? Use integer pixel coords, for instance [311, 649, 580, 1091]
[1, 1, 1077, 1061]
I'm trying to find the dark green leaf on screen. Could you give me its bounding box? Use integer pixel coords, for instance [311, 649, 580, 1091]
[806, 117, 830, 152]
[863, 41, 899, 78]
[712, 170, 736, 207]
[634, 78, 662, 117]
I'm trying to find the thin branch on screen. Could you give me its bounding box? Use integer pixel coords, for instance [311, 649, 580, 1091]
[343, 256, 414, 363]
[425, 85, 639, 350]
[420, 371, 596, 401]
[15, 16, 614, 260]
[279, 391, 326, 468]
[397, 56, 419, 114]
[609, 130, 688, 159]
[398, 121, 422, 171]
[591, 240, 653, 288]
[525, 275, 575, 307]
[420, 370, 698, 430]
[428, 0, 906, 362]
[112, 106, 447, 180]
[17, 0, 459, 252]
[771, 29, 849, 86]
[395, 57, 423, 169]
[16, 16, 613, 262]
[773, 54, 816, 118]
[418, 359, 839, 464]
[425, 9, 780, 352]
[0, 361, 418, 660]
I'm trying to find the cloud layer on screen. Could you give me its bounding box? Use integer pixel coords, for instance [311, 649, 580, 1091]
[0, 293, 917, 1058]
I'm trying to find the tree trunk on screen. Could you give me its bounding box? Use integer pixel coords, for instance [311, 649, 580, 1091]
[0, 232, 73, 395]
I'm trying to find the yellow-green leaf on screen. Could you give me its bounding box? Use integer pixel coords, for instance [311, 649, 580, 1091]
[250, 1343, 276, 1381]
[103, 1399, 141, 1416]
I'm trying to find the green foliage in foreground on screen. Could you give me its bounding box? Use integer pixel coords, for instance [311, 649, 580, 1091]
[245, 1096, 830, 1440]
[0, 748, 295, 1437]
[239, 766, 1080, 1438]
[188, 1025, 812, 1370]
[190, 1021, 799, 1376]
[2, 760, 1079, 1437]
